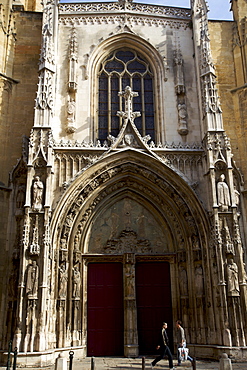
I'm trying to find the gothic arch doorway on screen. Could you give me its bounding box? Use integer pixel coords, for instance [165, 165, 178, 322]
[51, 150, 210, 357]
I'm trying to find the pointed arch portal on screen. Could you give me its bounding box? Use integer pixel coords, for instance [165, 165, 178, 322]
[51, 149, 210, 357]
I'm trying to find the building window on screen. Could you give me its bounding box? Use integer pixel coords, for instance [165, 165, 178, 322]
[98, 49, 155, 143]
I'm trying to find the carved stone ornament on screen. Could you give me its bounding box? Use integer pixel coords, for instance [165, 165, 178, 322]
[39, 0, 55, 67]
[221, 218, 234, 255]
[105, 228, 151, 254]
[68, 27, 78, 92]
[59, 2, 191, 17]
[35, 70, 54, 110]
[30, 215, 40, 256]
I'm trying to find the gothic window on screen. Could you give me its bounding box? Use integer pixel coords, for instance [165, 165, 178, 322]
[98, 49, 155, 143]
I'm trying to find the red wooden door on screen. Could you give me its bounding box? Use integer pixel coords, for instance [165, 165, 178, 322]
[136, 262, 173, 355]
[87, 263, 124, 356]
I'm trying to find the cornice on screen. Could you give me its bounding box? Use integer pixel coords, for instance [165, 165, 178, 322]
[52, 140, 203, 151]
[58, 2, 191, 28]
[59, 2, 191, 19]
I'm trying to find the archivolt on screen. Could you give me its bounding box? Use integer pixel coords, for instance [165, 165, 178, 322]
[51, 150, 209, 256]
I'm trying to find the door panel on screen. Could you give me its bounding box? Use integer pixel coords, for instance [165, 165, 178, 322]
[136, 262, 173, 355]
[87, 263, 124, 356]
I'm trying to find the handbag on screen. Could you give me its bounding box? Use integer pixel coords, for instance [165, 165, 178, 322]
[178, 347, 189, 361]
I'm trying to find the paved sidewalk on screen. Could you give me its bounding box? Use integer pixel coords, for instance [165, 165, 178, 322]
[1, 356, 247, 370]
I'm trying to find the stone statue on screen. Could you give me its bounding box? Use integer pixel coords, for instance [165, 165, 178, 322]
[195, 265, 204, 296]
[67, 98, 76, 133]
[58, 263, 68, 298]
[234, 187, 240, 208]
[65, 213, 74, 228]
[179, 268, 188, 296]
[226, 259, 240, 296]
[217, 174, 231, 211]
[26, 261, 39, 298]
[72, 265, 81, 298]
[125, 264, 135, 297]
[16, 184, 25, 209]
[32, 176, 44, 211]
[177, 103, 188, 135]
[67, 99, 75, 123]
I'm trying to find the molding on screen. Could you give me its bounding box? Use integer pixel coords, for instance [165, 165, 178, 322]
[53, 139, 203, 151]
[230, 83, 247, 93]
[58, 2, 191, 29]
[0, 73, 19, 84]
[58, 3, 191, 20]
[58, 15, 190, 29]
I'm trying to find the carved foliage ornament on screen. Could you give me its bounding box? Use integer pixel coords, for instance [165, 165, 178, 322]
[58, 2, 191, 19]
[105, 229, 151, 254]
[59, 15, 189, 30]
[35, 70, 54, 110]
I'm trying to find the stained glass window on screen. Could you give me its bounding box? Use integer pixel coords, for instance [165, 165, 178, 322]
[98, 49, 155, 143]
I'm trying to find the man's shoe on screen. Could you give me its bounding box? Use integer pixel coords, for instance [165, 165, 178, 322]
[192, 357, 196, 370]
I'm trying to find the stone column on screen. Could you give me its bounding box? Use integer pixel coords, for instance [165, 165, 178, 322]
[123, 253, 138, 357]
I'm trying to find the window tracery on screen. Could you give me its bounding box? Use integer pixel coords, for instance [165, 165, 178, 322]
[97, 49, 155, 142]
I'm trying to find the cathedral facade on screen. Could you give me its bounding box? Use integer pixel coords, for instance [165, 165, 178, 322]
[0, 0, 247, 365]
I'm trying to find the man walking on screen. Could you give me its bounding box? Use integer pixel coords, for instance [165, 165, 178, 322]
[151, 322, 175, 370]
[176, 320, 196, 370]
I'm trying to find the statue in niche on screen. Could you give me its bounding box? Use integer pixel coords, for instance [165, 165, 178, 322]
[32, 176, 44, 211]
[8, 269, 18, 298]
[191, 234, 200, 250]
[177, 103, 188, 135]
[30, 215, 40, 256]
[67, 98, 75, 123]
[65, 213, 74, 228]
[234, 187, 240, 210]
[58, 263, 68, 298]
[226, 258, 240, 297]
[217, 174, 231, 211]
[60, 238, 67, 250]
[72, 265, 81, 298]
[26, 261, 39, 298]
[16, 184, 25, 209]
[195, 265, 204, 296]
[67, 98, 76, 133]
[179, 268, 188, 296]
[222, 219, 234, 255]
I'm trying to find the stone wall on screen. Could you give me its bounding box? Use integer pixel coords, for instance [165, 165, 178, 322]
[0, 10, 42, 186]
[0, 9, 42, 349]
[209, 20, 246, 176]
[209, 19, 247, 248]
